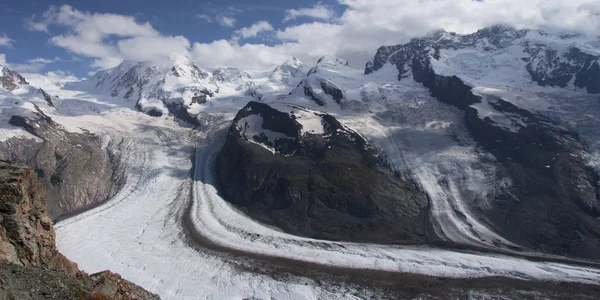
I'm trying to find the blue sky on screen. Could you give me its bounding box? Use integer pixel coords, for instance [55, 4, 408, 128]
[0, 0, 344, 76]
[0, 0, 597, 79]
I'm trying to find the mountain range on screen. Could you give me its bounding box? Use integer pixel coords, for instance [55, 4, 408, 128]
[1, 25, 600, 299]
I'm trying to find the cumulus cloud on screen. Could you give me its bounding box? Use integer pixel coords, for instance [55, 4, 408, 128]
[283, 3, 336, 22]
[195, 14, 213, 23]
[9, 63, 47, 73]
[27, 57, 60, 64]
[28, 5, 189, 69]
[24, 0, 600, 72]
[0, 34, 14, 47]
[22, 70, 81, 91]
[117, 35, 191, 66]
[0, 54, 59, 73]
[217, 16, 236, 27]
[192, 40, 305, 70]
[232, 21, 275, 41]
[3, 56, 61, 73]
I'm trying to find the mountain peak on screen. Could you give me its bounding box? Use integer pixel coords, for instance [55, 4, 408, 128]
[316, 55, 349, 67]
[269, 57, 309, 85]
[0, 65, 29, 91]
[213, 67, 251, 82]
[283, 56, 303, 66]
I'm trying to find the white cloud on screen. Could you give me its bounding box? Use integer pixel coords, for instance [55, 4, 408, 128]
[28, 5, 188, 69]
[117, 35, 191, 65]
[0, 53, 6, 65]
[22, 70, 81, 91]
[1, 56, 60, 73]
[0, 34, 14, 47]
[233, 21, 275, 41]
[10, 63, 48, 73]
[283, 3, 335, 22]
[21, 0, 600, 73]
[217, 16, 236, 28]
[26, 17, 50, 33]
[192, 40, 304, 70]
[195, 14, 213, 23]
[27, 57, 60, 64]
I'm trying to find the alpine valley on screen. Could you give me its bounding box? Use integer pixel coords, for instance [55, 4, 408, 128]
[2, 25, 600, 299]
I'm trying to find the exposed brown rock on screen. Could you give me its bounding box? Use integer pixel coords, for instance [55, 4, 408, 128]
[0, 115, 123, 220]
[0, 160, 158, 300]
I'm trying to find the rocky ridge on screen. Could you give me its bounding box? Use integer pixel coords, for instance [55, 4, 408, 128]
[0, 65, 123, 220]
[0, 160, 158, 299]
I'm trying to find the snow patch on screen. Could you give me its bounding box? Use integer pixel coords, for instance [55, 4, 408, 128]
[237, 114, 295, 154]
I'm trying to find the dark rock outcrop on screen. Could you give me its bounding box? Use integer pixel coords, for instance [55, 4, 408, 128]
[574, 59, 600, 94]
[0, 113, 123, 220]
[0, 160, 159, 299]
[411, 56, 482, 109]
[216, 101, 431, 243]
[466, 97, 600, 259]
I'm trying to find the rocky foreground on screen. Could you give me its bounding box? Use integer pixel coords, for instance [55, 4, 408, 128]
[0, 160, 158, 300]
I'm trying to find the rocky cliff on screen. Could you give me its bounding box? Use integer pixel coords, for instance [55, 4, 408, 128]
[0, 114, 123, 220]
[0, 160, 158, 300]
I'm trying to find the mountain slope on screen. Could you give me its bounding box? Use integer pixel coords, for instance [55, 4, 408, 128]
[0, 66, 123, 220]
[363, 25, 600, 259]
[216, 101, 431, 242]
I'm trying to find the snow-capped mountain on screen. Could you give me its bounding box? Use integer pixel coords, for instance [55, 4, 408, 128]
[288, 56, 355, 107]
[0, 64, 57, 127]
[268, 57, 309, 85]
[218, 101, 429, 242]
[65, 57, 312, 122]
[1, 65, 29, 92]
[65, 58, 219, 120]
[212, 26, 600, 260]
[366, 25, 600, 94]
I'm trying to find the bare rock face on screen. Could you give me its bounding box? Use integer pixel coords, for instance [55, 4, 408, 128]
[465, 97, 600, 259]
[217, 101, 432, 243]
[0, 160, 159, 300]
[0, 114, 123, 220]
[0, 160, 78, 274]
